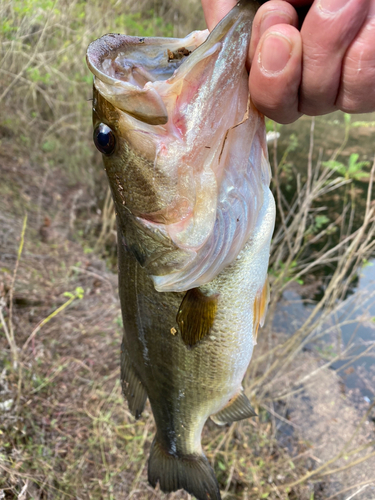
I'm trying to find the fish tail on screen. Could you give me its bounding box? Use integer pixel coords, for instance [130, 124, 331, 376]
[148, 438, 221, 500]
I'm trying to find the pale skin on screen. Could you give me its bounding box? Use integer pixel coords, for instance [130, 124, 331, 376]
[201, 0, 375, 124]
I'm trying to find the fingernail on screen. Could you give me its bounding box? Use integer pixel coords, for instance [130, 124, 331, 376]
[260, 12, 293, 37]
[319, 0, 349, 14]
[260, 33, 292, 73]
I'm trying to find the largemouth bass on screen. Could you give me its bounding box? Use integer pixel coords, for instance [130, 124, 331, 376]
[87, 1, 275, 499]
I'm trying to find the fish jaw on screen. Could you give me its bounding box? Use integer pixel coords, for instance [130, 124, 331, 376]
[87, 0, 272, 292]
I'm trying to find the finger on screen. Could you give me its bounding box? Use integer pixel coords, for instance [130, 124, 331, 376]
[249, 24, 303, 124]
[299, 0, 371, 116]
[201, 0, 236, 31]
[282, 0, 313, 5]
[249, 1, 299, 62]
[336, 1, 375, 113]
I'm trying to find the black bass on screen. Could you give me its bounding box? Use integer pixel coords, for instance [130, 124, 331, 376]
[86, 1, 275, 498]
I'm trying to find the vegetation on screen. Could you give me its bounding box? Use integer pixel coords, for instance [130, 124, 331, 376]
[1, 1, 375, 499]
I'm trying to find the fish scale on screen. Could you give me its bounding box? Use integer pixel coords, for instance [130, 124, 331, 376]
[87, 1, 275, 499]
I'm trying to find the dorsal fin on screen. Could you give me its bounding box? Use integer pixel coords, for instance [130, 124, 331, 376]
[176, 288, 218, 347]
[121, 345, 147, 419]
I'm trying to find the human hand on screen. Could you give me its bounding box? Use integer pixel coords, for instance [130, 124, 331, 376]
[201, 0, 375, 124]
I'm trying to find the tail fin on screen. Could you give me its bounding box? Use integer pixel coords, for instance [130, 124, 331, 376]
[148, 438, 221, 500]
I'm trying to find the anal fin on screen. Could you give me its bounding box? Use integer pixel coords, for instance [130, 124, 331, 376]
[211, 390, 257, 426]
[121, 344, 147, 419]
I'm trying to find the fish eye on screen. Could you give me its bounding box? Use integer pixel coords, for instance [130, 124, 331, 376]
[93, 123, 116, 155]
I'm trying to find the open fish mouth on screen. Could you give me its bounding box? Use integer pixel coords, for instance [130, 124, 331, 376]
[86, 0, 273, 292]
[86, 30, 209, 125]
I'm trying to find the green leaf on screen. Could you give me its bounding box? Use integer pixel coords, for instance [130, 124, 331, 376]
[326, 226, 337, 235]
[362, 259, 373, 268]
[314, 215, 329, 230]
[42, 140, 56, 152]
[75, 287, 84, 299]
[287, 133, 298, 152]
[322, 160, 346, 176]
[348, 154, 369, 174]
[348, 153, 359, 169]
[353, 171, 370, 180]
[352, 120, 375, 128]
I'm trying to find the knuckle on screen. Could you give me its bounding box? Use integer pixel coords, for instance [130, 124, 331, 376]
[252, 87, 300, 124]
[339, 89, 375, 114]
[338, 49, 375, 113]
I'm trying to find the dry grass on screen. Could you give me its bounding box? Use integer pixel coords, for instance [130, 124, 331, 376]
[0, 140, 311, 499]
[1, 0, 375, 499]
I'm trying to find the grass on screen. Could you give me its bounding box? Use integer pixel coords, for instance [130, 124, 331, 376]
[1, 0, 375, 499]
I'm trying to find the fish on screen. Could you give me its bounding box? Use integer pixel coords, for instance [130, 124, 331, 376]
[86, 1, 275, 499]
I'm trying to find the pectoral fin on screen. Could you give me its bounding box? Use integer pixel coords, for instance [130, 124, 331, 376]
[176, 288, 218, 347]
[211, 391, 257, 426]
[121, 345, 147, 419]
[253, 276, 270, 343]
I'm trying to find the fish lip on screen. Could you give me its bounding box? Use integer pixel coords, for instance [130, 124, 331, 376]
[86, 34, 139, 85]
